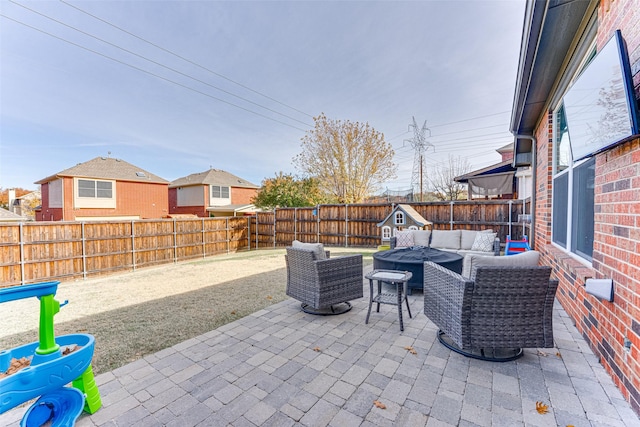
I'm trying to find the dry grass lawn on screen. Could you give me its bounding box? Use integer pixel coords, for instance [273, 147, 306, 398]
[0, 248, 374, 374]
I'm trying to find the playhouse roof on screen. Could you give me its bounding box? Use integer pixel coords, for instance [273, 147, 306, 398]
[377, 204, 432, 227]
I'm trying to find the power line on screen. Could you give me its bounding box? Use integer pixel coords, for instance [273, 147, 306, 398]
[59, 0, 314, 119]
[9, 0, 312, 128]
[0, 13, 310, 132]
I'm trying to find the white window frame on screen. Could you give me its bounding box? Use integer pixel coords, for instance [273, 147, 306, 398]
[381, 226, 391, 240]
[550, 40, 598, 264]
[394, 211, 405, 225]
[210, 185, 230, 199]
[73, 178, 116, 209]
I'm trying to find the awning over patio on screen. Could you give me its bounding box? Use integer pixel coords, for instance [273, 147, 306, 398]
[455, 160, 516, 197]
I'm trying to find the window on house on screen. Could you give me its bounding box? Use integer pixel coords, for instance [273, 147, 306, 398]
[211, 185, 230, 199]
[381, 226, 391, 240]
[78, 179, 113, 198]
[394, 212, 405, 225]
[552, 104, 595, 261]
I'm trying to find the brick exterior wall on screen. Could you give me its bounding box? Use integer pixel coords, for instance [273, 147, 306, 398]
[231, 187, 258, 205]
[168, 187, 208, 217]
[38, 178, 169, 220]
[534, 1, 640, 413]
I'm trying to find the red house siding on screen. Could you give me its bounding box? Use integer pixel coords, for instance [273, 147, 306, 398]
[231, 187, 258, 205]
[38, 178, 168, 220]
[168, 187, 208, 217]
[534, 1, 640, 412]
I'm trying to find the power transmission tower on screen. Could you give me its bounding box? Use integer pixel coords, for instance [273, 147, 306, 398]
[404, 117, 434, 202]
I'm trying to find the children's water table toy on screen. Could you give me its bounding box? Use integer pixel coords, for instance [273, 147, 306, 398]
[0, 281, 101, 426]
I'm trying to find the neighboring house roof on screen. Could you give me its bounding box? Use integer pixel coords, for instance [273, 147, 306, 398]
[0, 207, 27, 222]
[377, 204, 432, 227]
[35, 157, 169, 185]
[169, 169, 259, 189]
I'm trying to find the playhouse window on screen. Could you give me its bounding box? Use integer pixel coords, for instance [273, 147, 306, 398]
[381, 226, 391, 240]
[394, 212, 405, 225]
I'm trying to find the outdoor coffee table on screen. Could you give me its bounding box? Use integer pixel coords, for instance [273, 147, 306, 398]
[364, 269, 413, 332]
[372, 247, 463, 294]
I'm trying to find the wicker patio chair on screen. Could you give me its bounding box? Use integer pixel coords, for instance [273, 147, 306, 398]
[423, 260, 559, 361]
[285, 247, 363, 315]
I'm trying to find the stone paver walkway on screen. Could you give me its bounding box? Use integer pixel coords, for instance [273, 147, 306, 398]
[2, 266, 639, 427]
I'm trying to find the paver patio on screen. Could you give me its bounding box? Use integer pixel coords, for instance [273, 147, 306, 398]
[1, 264, 639, 427]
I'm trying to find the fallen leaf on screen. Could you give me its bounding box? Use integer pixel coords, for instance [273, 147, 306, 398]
[535, 401, 549, 414]
[556, 352, 563, 358]
[230, 311, 236, 315]
[567, 425, 575, 427]
[404, 346, 417, 355]
[266, 295, 273, 300]
[537, 350, 548, 357]
[373, 400, 386, 409]
[313, 347, 321, 352]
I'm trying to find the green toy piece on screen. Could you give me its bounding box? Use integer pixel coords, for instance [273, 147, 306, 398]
[35, 294, 63, 355]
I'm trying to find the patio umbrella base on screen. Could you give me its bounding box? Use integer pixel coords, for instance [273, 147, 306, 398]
[437, 330, 524, 362]
[300, 302, 352, 315]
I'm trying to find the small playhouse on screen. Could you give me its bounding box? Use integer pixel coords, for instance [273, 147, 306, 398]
[377, 204, 432, 246]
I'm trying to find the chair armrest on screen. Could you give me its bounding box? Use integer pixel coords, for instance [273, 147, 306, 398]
[423, 261, 474, 348]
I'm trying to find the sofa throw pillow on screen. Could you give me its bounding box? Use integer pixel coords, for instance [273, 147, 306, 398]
[292, 240, 326, 260]
[395, 230, 415, 248]
[462, 250, 540, 279]
[413, 230, 431, 247]
[471, 232, 496, 252]
[430, 230, 461, 249]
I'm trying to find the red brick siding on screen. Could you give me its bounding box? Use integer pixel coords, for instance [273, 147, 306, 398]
[38, 178, 168, 220]
[231, 187, 258, 205]
[168, 187, 208, 217]
[533, 1, 640, 411]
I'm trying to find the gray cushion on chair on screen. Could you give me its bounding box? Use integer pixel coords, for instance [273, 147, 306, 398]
[292, 240, 326, 260]
[462, 250, 540, 279]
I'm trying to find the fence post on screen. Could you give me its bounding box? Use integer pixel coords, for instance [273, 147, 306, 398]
[202, 218, 206, 258]
[19, 222, 25, 285]
[508, 200, 513, 238]
[247, 216, 251, 251]
[81, 222, 87, 279]
[226, 217, 230, 254]
[255, 214, 259, 249]
[131, 220, 136, 271]
[345, 204, 349, 247]
[273, 209, 277, 248]
[316, 205, 320, 243]
[294, 208, 297, 242]
[173, 219, 178, 263]
[449, 201, 454, 229]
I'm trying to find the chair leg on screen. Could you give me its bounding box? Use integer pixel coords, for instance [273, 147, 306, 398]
[436, 330, 523, 362]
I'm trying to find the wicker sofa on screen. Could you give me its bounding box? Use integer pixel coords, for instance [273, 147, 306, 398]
[390, 229, 500, 257]
[285, 242, 363, 315]
[423, 251, 559, 361]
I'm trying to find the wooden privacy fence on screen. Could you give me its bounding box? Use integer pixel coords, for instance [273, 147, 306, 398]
[1, 199, 531, 287]
[0, 217, 254, 287]
[254, 199, 532, 249]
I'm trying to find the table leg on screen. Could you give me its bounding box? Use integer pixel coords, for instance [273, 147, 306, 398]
[376, 280, 382, 313]
[366, 279, 373, 324]
[404, 280, 412, 319]
[397, 282, 404, 331]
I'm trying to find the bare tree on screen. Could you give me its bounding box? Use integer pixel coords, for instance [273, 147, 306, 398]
[428, 155, 471, 201]
[294, 114, 396, 203]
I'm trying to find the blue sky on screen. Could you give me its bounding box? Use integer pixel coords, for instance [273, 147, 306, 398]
[1, 1, 525, 193]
